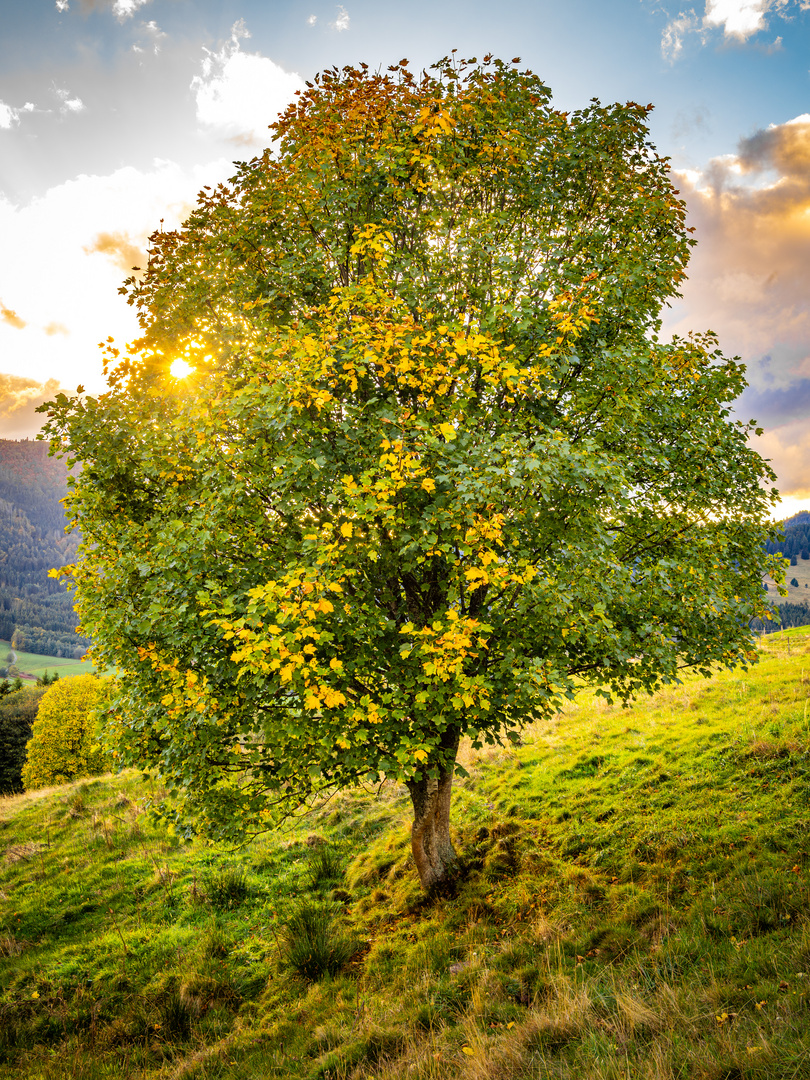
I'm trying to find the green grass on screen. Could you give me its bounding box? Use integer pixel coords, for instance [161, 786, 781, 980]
[2, 629, 810, 1078]
[764, 553, 810, 603]
[1, 640, 98, 681]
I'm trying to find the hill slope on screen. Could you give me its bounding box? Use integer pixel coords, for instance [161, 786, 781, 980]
[1, 630, 810, 1079]
[0, 439, 90, 661]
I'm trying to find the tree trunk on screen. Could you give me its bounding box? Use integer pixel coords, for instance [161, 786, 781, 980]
[405, 730, 460, 892]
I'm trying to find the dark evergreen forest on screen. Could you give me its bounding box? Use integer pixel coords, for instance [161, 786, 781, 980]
[764, 510, 810, 561]
[0, 440, 90, 659]
[754, 511, 810, 634]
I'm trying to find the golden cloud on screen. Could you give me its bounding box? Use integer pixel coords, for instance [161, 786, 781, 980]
[0, 374, 62, 438]
[84, 231, 147, 275]
[756, 419, 810, 502]
[0, 303, 26, 330]
[672, 117, 810, 370]
[44, 322, 69, 337]
[666, 115, 810, 500]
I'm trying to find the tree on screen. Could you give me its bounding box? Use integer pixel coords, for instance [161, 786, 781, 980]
[21, 674, 108, 790]
[42, 58, 781, 890]
[0, 686, 45, 794]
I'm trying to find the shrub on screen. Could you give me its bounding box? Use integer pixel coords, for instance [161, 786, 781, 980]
[0, 687, 45, 794]
[791, 577, 799, 588]
[21, 675, 108, 790]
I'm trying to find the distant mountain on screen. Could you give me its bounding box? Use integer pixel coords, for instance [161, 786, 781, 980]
[765, 513, 810, 560]
[0, 439, 90, 659]
[783, 511, 810, 526]
[757, 512, 810, 633]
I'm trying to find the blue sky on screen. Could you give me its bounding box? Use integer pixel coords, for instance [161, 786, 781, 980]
[2, 0, 810, 514]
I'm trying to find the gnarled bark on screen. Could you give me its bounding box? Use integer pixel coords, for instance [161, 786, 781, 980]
[406, 730, 460, 892]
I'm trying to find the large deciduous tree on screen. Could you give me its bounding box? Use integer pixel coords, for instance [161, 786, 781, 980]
[43, 57, 781, 890]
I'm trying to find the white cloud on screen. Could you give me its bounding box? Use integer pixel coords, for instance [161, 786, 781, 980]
[112, 0, 151, 19]
[661, 12, 704, 60]
[0, 158, 238, 402]
[132, 19, 166, 55]
[330, 5, 350, 31]
[0, 102, 18, 130]
[55, 0, 69, 10]
[703, 0, 778, 39]
[307, 14, 317, 24]
[54, 87, 85, 115]
[661, 0, 807, 58]
[0, 100, 36, 129]
[191, 21, 304, 146]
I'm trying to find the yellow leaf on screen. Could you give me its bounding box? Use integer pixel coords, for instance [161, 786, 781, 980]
[462, 1046, 474, 1056]
[340, 522, 353, 538]
[439, 422, 456, 441]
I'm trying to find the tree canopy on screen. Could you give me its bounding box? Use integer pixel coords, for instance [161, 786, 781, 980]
[43, 57, 781, 889]
[0, 685, 45, 795]
[21, 675, 107, 791]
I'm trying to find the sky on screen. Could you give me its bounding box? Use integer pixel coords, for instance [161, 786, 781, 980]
[2, 0, 810, 518]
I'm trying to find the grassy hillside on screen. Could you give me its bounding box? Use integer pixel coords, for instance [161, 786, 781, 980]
[764, 555, 810, 604]
[0, 640, 98, 682]
[2, 630, 810, 1079]
[0, 439, 90, 659]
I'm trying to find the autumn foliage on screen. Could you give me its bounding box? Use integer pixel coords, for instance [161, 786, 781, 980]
[42, 58, 780, 888]
[21, 675, 107, 791]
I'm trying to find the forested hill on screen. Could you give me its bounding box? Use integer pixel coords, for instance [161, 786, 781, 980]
[766, 511, 810, 560]
[0, 439, 90, 659]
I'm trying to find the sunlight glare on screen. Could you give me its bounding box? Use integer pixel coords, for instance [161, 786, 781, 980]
[170, 359, 195, 379]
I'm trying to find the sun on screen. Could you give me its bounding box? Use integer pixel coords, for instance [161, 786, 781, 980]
[170, 359, 195, 379]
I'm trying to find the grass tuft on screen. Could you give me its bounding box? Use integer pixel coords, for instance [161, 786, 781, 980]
[308, 844, 345, 889]
[199, 863, 252, 911]
[279, 901, 360, 982]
